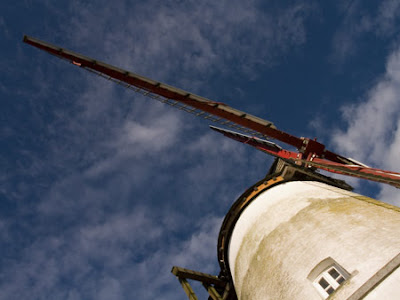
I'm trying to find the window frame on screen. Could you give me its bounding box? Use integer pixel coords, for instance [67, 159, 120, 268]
[308, 257, 350, 299]
[314, 266, 346, 298]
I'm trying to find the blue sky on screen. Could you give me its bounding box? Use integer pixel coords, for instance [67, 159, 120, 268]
[1, 1, 400, 299]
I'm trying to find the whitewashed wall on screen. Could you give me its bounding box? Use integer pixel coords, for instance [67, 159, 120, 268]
[228, 181, 400, 299]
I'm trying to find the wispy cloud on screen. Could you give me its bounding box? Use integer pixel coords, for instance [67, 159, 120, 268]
[0, 209, 222, 299]
[332, 44, 400, 206]
[331, 0, 400, 65]
[376, 0, 400, 36]
[64, 0, 314, 82]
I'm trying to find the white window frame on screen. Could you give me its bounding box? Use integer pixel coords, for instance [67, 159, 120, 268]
[308, 257, 350, 299]
[314, 266, 346, 298]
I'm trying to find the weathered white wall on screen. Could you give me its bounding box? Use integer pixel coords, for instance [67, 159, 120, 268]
[228, 181, 400, 300]
[363, 266, 400, 299]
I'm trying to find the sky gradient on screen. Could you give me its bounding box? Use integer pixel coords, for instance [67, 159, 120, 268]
[2, 1, 400, 299]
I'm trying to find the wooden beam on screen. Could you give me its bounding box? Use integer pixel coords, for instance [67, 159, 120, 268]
[222, 282, 231, 300]
[202, 283, 222, 300]
[171, 266, 225, 288]
[179, 278, 198, 300]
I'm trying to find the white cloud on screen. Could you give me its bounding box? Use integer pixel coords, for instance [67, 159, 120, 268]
[0, 207, 223, 300]
[65, 0, 313, 82]
[331, 0, 400, 64]
[376, 0, 400, 36]
[332, 45, 400, 206]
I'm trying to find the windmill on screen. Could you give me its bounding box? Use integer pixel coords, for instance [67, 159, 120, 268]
[24, 36, 400, 300]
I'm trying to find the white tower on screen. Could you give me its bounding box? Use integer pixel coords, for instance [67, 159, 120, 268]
[217, 163, 400, 300]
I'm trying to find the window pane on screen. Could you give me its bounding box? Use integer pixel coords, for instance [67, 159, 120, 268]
[327, 287, 335, 294]
[328, 268, 340, 279]
[319, 278, 330, 289]
[337, 276, 345, 284]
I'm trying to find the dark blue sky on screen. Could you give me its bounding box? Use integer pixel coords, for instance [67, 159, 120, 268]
[1, 1, 400, 299]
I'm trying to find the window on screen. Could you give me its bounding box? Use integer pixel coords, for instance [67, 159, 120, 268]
[315, 266, 346, 298]
[308, 258, 350, 299]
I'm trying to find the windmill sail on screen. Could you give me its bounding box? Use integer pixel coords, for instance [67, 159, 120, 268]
[23, 35, 400, 188]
